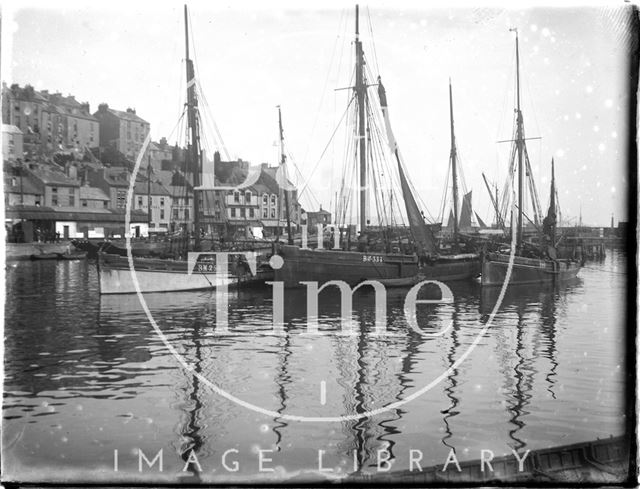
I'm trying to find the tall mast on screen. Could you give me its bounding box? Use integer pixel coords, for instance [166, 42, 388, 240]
[512, 27, 524, 250]
[355, 5, 367, 232]
[185, 5, 201, 251]
[449, 79, 460, 240]
[278, 106, 293, 244]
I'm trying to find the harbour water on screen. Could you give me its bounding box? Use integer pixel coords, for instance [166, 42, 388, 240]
[2, 249, 628, 483]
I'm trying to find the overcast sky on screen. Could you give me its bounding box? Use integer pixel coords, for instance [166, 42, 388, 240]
[3, 1, 633, 226]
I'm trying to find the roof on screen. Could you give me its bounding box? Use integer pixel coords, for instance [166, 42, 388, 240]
[133, 179, 171, 196]
[101, 167, 132, 187]
[97, 107, 149, 125]
[27, 165, 80, 186]
[5, 205, 148, 223]
[79, 185, 110, 201]
[2, 124, 22, 135]
[4, 174, 42, 195]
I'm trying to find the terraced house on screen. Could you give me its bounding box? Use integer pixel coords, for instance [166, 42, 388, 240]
[93, 104, 150, 160]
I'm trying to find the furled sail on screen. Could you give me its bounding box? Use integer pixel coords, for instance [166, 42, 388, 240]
[378, 77, 438, 255]
[459, 190, 473, 231]
[542, 158, 557, 244]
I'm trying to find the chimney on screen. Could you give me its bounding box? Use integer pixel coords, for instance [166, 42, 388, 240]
[160, 137, 168, 148]
[98, 103, 109, 113]
[214, 151, 221, 165]
[126, 107, 136, 114]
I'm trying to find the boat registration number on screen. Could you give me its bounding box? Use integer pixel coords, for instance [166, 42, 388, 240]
[196, 263, 216, 272]
[362, 255, 384, 263]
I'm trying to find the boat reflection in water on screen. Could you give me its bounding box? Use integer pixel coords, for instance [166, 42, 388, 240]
[96, 274, 596, 482]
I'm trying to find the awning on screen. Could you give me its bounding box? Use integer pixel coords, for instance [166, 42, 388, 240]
[5, 205, 149, 223]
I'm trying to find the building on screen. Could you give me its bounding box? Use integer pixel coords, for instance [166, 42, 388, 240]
[88, 166, 131, 209]
[2, 124, 24, 162]
[148, 137, 173, 172]
[199, 153, 302, 238]
[93, 104, 150, 160]
[305, 206, 332, 229]
[26, 163, 80, 208]
[2, 83, 99, 157]
[79, 183, 110, 209]
[4, 171, 42, 207]
[155, 169, 194, 233]
[133, 178, 172, 234]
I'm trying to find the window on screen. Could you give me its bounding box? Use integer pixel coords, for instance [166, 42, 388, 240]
[184, 209, 189, 220]
[262, 208, 268, 219]
[52, 196, 58, 206]
[249, 208, 254, 218]
[138, 196, 143, 208]
[245, 191, 251, 203]
[69, 195, 75, 207]
[116, 189, 126, 209]
[234, 191, 240, 203]
[103, 201, 108, 208]
[160, 198, 165, 207]
[240, 208, 246, 218]
[270, 194, 277, 206]
[263, 194, 268, 206]
[160, 209, 165, 220]
[173, 209, 179, 220]
[52, 187, 58, 194]
[270, 208, 276, 218]
[230, 208, 236, 218]
[215, 211, 221, 220]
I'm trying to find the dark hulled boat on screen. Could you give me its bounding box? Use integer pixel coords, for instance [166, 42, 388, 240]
[275, 6, 480, 288]
[481, 29, 580, 286]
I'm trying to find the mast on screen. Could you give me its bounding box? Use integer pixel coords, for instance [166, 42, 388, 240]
[355, 5, 367, 232]
[185, 5, 201, 251]
[449, 79, 460, 240]
[278, 106, 293, 244]
[482, 172, 501, 229]
[511, 27, 525, 250]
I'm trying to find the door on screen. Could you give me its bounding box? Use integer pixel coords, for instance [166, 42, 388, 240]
[63, 225, 69, 239]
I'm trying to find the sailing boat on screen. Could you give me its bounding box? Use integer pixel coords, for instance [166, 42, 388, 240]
[97, 6, 266, 294]
[481, 29, 581, 286]
[274, 6, 479, 288]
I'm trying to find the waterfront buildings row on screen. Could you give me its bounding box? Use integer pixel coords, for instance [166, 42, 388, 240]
[2, 82, 325, 242]
[4, 154, 314, 242]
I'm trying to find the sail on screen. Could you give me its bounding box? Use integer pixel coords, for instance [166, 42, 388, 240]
[459, 190, 473, 231]
[542, 158, 556, 243]
[378, 77, 438, 255]
[475, 212, 488, 229]
[446, 209, 455, 231]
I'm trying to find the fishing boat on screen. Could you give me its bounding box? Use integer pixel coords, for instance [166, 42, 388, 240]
[481, 29, 581, 286]
[275, 6, 479, 288]
[97, 5, 270, 294]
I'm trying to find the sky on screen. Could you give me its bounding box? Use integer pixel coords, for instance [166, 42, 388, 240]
[2, 1, 634, 226]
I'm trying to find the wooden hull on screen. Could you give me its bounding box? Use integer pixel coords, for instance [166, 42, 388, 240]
[481, 252, 581, 286]
[98, 253, 235, 294]
[29, 253, 60, 260]
[274, 245, 480, 288]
